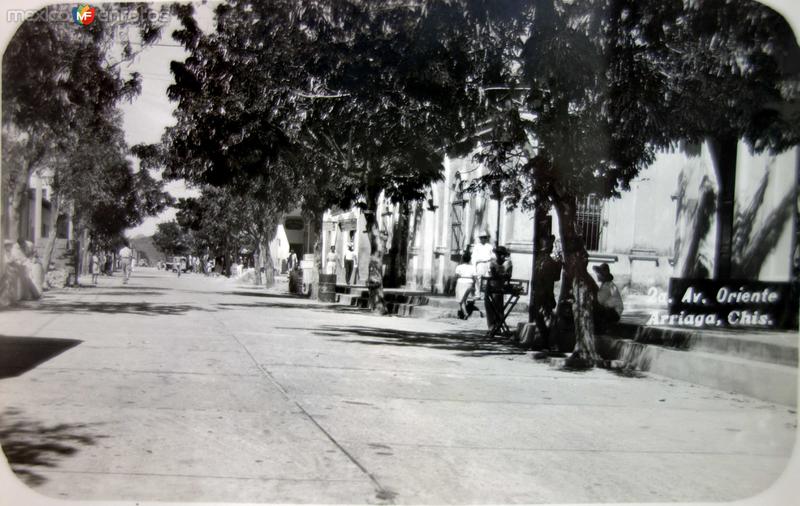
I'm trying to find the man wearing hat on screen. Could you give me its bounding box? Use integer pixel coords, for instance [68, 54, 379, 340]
[593, 263, 623, 331]
[485, 245, 513, 331]
[471, 230, 493, 296]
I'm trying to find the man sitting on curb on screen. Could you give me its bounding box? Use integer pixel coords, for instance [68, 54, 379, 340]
[592, 263, 623, 332]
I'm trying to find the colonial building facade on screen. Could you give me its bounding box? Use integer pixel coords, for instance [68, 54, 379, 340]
[1, 171, 74, 260]
[323, 141, 798, 294]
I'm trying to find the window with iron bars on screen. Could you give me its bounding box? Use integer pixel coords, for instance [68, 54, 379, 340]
[576, 194, 604, 251]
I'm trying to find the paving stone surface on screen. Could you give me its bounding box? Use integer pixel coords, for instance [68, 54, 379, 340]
[0, 268, 797, 505]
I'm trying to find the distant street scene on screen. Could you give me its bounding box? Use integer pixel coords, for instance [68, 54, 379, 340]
[1, 0, 799, 504]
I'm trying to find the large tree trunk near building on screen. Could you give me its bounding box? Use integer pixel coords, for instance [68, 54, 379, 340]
[70, 213, 84, 284]
[41, 193, 62, 272]
[529, 204, 551, 322]
[364, 188, 387, 314]
[253, 241, 264, 285]
[708, 136, 738, 280]
[80, 229, 90, 276]
[6, 183, 27, 243]
[308, 211, 323, 299]
[263, 241, 275, 288]
[384, 202, 409, 288]
[552, 193, 600, 368]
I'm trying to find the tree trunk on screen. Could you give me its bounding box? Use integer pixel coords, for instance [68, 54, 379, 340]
[708, 136, 738, 280]
[6, 183, 27, 243]
[80, 229, 91, 276]
[253, 242, 264, 285]
[263, 242, 275, 288]
[71, 215, 86, 283]
[309, 211, 323, 299]
[385, 202, 409, 288]
[41, 193, 62, 272]
[364, 189, 387, 314]
[529, 204, 551, 322]
[552, 193, 600, 368]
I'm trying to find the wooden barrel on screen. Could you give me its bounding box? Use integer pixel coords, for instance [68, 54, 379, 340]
[318, 274, 337, 302]
[288, 270, 304, 295]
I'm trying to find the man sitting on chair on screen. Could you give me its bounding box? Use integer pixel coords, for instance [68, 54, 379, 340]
[592, 263, 623, 332]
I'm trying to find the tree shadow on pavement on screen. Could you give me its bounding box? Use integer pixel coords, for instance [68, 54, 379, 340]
[92, 285, 168, 291]
[91, 290, 167, 297]
[315, 325, 526, 357]
[7, 301, 210, 316]
[229, 291, 308, 300]
[0, 336, 82, 379]
[0, 407, 107, 487]
[217, 301, 366, 314]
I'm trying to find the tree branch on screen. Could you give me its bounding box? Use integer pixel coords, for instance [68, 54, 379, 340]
[294, 91, 351, 99]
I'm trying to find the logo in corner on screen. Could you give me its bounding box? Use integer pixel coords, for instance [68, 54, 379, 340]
[72, 5, 96, 26]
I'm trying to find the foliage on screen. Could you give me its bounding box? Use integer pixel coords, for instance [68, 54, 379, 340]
[174, 176, 294, 284]
[152, 220, 191, 258]
[2, 3, 171, 247]
[46, 113, 172, 249]
[618, 0, 800, 152]
[449, 0, 800, 365]
[151, 0, 482, 295]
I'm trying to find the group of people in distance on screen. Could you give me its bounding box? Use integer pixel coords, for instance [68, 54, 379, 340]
[454, 230, 514, 329]
[325, 241, 357, 285]
[531, 234, 623, 349]
[455, 230, 624, 342]
[89, 243, 133, 285]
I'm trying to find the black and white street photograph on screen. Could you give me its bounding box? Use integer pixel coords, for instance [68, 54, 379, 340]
[1, 0, 799, 504]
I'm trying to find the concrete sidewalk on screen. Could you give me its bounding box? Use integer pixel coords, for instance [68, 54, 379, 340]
[0, 268, 797, 504]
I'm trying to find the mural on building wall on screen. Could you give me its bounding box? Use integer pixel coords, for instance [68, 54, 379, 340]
[672, 151, 797, 283]
[673, 163, 717, 279]
[732, 170, 795, 279]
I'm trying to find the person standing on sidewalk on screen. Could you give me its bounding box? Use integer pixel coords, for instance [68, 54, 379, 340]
[472, 231, 493, 296]
[90, 251, 101, 285]
[118, 242, 133, 284]
[325, 246, 338, 276]
[485, 245, 513, 331]
[343, 242, 356, 285]
[455, 251, 481, 320]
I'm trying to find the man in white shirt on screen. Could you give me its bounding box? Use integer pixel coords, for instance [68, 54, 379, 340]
[118, 243, 133, 284]
[471, 231, 493, 296]
[343, 242, 357, 285]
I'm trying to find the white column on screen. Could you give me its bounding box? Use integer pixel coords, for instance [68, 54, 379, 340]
[67, 210, 74, 241]
[321, 216, 329, 266]
[423, 205, 436, 290]
[435, 156, 453, 292]
[408, 204, 419, 289]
